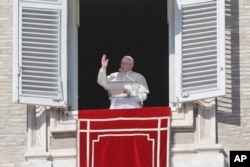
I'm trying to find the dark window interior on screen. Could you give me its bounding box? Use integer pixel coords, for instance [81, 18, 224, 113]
[78, 0, 169, 109]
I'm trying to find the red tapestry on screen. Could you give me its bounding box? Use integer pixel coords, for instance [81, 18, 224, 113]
[78, 107, 171, 167]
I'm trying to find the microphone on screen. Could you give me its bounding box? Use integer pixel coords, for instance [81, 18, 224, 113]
[125, 74, 135, 82]
[125, 74, 143, 106]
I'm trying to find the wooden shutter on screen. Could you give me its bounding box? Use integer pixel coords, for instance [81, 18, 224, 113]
[172, 0, 225, 103]
[13, 0, 68, 107]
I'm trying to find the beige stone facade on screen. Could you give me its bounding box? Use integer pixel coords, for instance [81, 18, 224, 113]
[217, 0, 250, 164]
[0, 0, 27, 166]
[1, 0, 250, 167]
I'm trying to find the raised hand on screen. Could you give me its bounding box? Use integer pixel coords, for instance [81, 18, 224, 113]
[101, 54, 109, 69]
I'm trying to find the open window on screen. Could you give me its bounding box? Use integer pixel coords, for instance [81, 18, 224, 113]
[78, 0, 169, 109]
[13, 0, 225, 109]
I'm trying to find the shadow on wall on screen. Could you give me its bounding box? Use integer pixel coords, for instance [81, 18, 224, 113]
[216, 0, 240, 126]
[216, 1, 240, 166]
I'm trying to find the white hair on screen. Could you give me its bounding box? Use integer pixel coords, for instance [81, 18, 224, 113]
[123, 55, 134, 65]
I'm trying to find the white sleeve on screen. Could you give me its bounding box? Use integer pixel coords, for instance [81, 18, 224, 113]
[97, 68, 109, 90]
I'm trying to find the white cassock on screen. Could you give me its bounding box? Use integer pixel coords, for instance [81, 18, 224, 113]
[97, 68, 149, 109]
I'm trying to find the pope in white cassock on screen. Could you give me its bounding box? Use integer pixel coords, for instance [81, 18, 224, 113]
[97, 54, 149, 109]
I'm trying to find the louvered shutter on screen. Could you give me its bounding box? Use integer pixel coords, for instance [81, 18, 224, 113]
[172, 0, 225, 103]
[13, 0, 68, 107]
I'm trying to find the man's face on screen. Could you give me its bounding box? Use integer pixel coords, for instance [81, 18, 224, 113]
[120, 57, 133, 73]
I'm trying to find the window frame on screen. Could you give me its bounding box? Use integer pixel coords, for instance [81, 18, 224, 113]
[13, 0, 225, 110]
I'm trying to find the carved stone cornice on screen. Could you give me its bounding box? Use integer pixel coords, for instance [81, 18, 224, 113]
[195, 98, 215, 108]
[50, 108, 77, 133]
[171, 103, 194, 128]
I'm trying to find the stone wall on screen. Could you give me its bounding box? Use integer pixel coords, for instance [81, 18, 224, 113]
[217, 0, 250, 166]
[0, 0, 28, 166]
